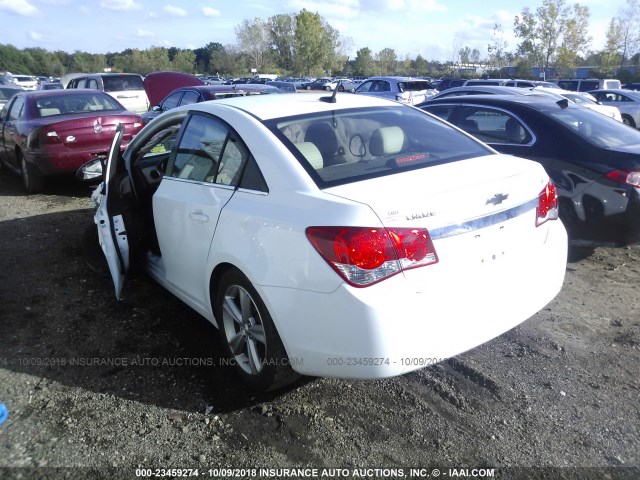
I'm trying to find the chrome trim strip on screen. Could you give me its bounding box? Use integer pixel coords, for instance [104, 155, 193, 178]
[430, 198, 538, 240]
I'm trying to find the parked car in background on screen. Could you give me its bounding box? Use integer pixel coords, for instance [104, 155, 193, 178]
[83, 92, 566, 391]
[425, 85, 558, 101]
[554, 78, 621, 92]
[141, 83, 284, 124]
[463, 78, 539, 88]
[420, 95, 640, 243]
[12, 75, 38, 90]
[36, 82, 63, 91]
[0, 89, 143, 193]
[354, 76, 437, 105]
[0, 86, 23, 109]
[66, 73, 149, 114]
[432, 77, 466, 91]
[534, 87, 622, 122]
[622, 83, 640, 91]
[301, 78, 333, 90]
[587, 89, 640, 128]
[323, 78, 363, 92]
[265, 81, 297, 93]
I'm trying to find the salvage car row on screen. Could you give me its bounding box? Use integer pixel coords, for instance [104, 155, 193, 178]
[0, 72, 638, 394]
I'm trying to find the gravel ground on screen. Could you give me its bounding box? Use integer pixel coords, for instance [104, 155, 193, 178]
[0, 169, 638, 480]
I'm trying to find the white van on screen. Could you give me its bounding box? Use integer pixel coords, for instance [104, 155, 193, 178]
[66, 73, 149, 113]
[554, 78, 621, 92]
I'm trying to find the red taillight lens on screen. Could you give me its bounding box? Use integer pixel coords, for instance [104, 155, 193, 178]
[306, 226, 438, 287]
[536, 181, 559, 227]
[606, 170, 640, 187]
[29, 127, 61, 150]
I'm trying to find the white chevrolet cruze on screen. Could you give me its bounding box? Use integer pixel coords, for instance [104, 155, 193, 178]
[85, 92, 568, 391]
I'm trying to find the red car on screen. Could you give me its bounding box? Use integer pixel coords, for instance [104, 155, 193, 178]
[0, 89, 143, 193]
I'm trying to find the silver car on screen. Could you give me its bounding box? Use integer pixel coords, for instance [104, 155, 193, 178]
[588, 89, 640, 128]
[354, 76, 436, 105]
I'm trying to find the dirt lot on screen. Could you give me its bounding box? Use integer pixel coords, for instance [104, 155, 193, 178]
[0, 169, 638, 480]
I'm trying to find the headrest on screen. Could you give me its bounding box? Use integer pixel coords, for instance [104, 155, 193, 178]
[295, 142, 324, 170]
[369, 126, 405, 156]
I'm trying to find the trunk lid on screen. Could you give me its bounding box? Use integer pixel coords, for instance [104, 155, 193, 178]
[324, 154, 548, 233]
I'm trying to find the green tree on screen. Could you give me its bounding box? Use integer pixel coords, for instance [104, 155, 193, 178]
[556, 4, 591, 77]
[487, 23, 509, 70]
[268, 13, 296, 73]
[294, 9, 324, 75]
[171, 50, 196, 73]
[377, 48, 397, 75]
[414, 54, 428, 76]
[600, 19, 623, 74]
[353, 47, 375, 77]
[514, 0, 570, 74]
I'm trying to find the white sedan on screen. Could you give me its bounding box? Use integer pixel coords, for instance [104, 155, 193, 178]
[84, 93, 568, 391]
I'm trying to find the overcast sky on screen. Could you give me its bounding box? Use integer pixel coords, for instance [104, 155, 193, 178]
[0, 0, 630, 62]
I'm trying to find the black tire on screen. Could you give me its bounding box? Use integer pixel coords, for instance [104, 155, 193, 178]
[338, 85, 344, 92]
[622, 115, 636, 128]
[325, 86, 332, 91]
[306, 85, 312, 90]
[20, 152, 45, 194]
[214, 269, 300, 391]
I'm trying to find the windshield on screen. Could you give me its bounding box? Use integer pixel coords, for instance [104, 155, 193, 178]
[549, 106, 640, 149]
[398, 81, 433, 92]
[35, 92, 122, 117]
[266, 106, 493, 188]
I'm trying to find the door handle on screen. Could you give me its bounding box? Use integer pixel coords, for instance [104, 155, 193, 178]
[189, 211, 209, 223]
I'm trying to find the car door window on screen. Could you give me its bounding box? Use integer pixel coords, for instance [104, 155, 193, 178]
[7, 96, 25, 121]
[161, 92, 182, 111]
[167, 114, 249, 186]
[458, 107, 531, 145]
[180, 91, 200, 106]
[87, 79, 98, 89]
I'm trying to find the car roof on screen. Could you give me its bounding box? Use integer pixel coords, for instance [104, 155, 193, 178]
[367, 76, 429, 81]
[423, 93, 575, 113]
[17, 89, 110, 98]
[182, 91, 401, 121]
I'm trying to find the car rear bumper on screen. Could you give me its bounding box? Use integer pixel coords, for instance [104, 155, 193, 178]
[261, 220, 568, 379]
[27, 144, 128, 176]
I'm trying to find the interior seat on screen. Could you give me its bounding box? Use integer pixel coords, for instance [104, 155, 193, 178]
[369, 126, 405, 156]
[294, 142, 324, 170]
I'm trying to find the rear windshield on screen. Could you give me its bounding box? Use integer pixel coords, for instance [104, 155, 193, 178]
[102, 75, 144, 92]
[549, 106, 640, 150]
[266, 106, 492, 188]
[35, 92, 121, 117]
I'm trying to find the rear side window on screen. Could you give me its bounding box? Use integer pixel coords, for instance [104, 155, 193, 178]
[578, 81, 599, 92]
[102, 75, 144, 92]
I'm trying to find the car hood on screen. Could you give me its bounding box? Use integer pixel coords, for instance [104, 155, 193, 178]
[143, 71, 204, 106]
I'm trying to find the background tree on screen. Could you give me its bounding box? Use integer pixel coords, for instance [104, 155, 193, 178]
[514, 0, 570, 75]
[376, 48, 398, 76]
[353, 47, 375, 77]
[235, 17, 270, 72]
[171, 49, 196, 73]
[268, 13, 296, 73]
[599, 19, 624, 74]
[555, 4, 591, 77]
[615, 0, 640, 68]
[293, 9, 324, 75]
[487, 23, 509, 71]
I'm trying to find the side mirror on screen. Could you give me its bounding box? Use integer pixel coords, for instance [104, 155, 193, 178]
[76, 157, 104, 181]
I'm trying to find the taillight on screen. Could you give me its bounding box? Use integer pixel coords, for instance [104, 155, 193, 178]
[306, 226, 438, 287]
[29, 127, 61, 150]
[536, 181, 559, 227]
[606, 170, 640, 187]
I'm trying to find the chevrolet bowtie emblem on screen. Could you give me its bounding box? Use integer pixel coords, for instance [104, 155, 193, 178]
[486, 193, 509, 205]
